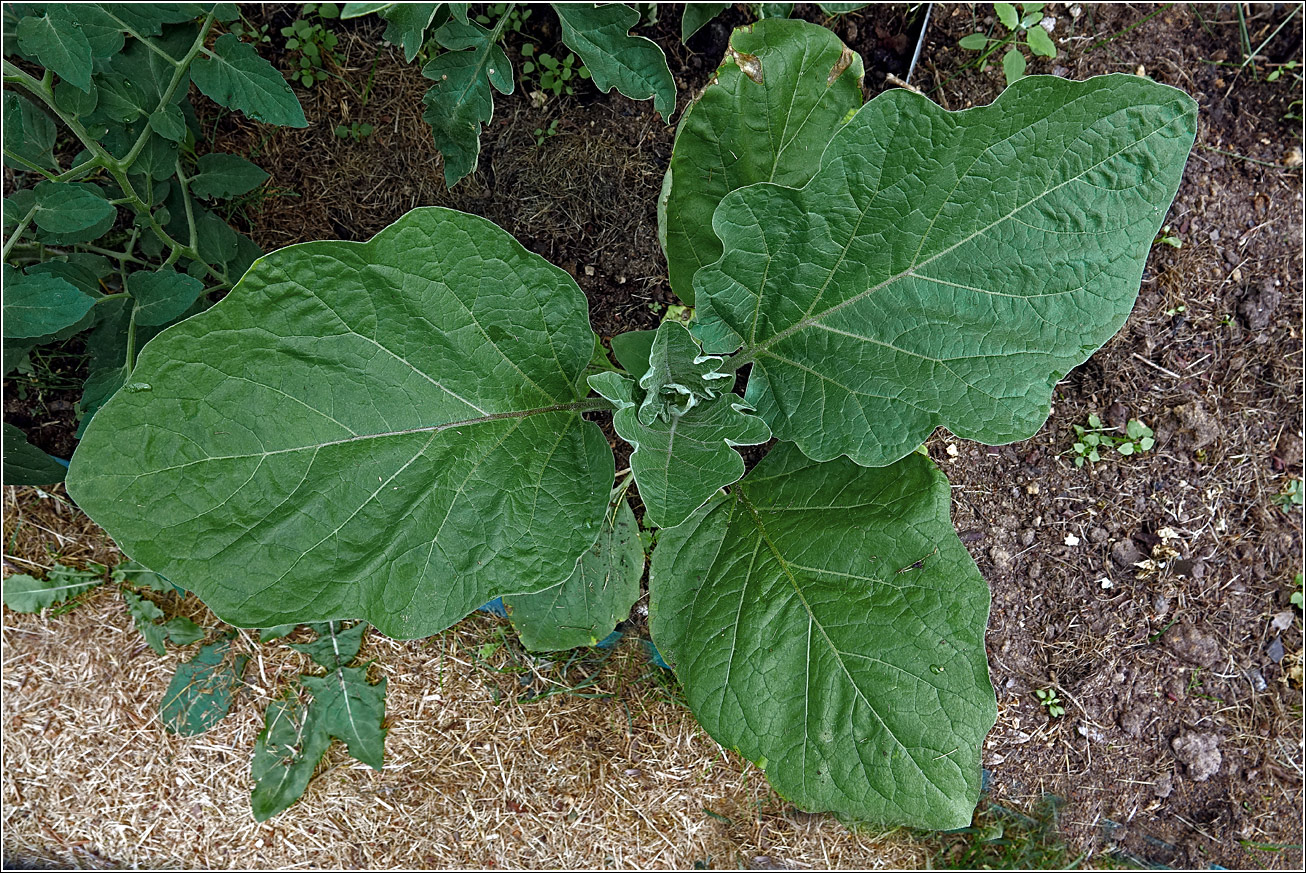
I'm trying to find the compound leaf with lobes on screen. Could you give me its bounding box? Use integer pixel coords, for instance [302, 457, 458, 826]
[66, 207, 614, 639]
[692, 73, 1197, 468]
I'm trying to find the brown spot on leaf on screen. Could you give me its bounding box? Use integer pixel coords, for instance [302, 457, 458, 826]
[728, 49, 763, 84]
[828, 45, 856, 86]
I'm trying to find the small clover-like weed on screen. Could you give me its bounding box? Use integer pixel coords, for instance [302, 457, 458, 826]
[1290, 573, 1303, 610]
[1070, 414, 1155, 466]
[1275, 478, 1304, 513]
[282, 5, 342, 89]
[533, 118, 559, 146]
[334, 121, 375, 142]
[1034, 687, 1065, 718]
[522, 46, 591, 96]
[958, 2, 1057, 86]
[475, 2, 532, 33]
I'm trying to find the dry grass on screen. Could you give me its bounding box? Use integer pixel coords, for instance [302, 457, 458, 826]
[3, 485, 928, 869]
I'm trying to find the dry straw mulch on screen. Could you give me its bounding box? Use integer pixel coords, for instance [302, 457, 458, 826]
[2, 485, 927, 869]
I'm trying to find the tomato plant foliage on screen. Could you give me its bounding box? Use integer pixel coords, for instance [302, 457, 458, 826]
[65, 20, 1196, 829]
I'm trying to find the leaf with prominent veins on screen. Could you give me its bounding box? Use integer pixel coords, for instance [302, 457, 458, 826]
[693, 74, 1197, 466]
[649, 444, 995, 829]
[67, 208, 614, 639]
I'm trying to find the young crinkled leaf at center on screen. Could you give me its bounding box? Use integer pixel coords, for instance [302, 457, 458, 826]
[66, 208, 613, 639]
[692, 74, 1197, 467]
[589, 323, 770, 529]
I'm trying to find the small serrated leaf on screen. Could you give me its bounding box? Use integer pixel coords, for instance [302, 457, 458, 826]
[2, 565, 100, 613]
[1002, 46, 1026, 83]
[250, 692, 332, 822]
[1, 265, 97, 339]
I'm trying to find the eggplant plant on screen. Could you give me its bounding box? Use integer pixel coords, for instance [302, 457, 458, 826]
[65, 20, 1196, 828]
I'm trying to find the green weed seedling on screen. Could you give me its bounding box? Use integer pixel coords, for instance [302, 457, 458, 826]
[1290, 573, 1303, 610]
[958, 2, 1058, 86]
[475, 2, 532, 33]
[533, 118, 559, 146]
[334, 121, 375, 142]
[1274, 478, 1304, 514]
[67, 19, 1196, 830]
[1154, 224, 1182, 248]
[522, 46, 591, 97]
[1071, 414, 1155, 466]
[282, 5, 343, 88]
[1034, 687, 1065, 718]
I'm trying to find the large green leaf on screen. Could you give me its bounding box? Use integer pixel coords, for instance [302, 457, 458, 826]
[504, 490, 644, 651]
[649, 444, 995, 829]
[659, 18, 863, 304]
[2, 423, 68, 486]
[66, 207, 613, 639]
[161, 638, 249, 736]
[421, 18, 513, 186]
[693, 74, 1197, 466]
[191, 33, 308, 128]
[553, 3, 675, 121]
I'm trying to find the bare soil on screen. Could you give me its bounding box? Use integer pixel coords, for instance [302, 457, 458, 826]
[3, 2, 1303, 869]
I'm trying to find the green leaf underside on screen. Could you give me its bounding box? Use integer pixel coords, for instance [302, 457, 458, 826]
[649, 444, 996, 828]
[681, 3, 729, 42]
[660, 18, 864, 304]
[3, 423, 68, 486]
[190, 153, 270, 199]
[191, 34, 308, 128]
[161, 639, 248, 736]
[422, 18, 513, 186]
[505, 494, 643, 652]
[67, 207, 613, 639]
[692, 74, 1197, 466]
[553, 3, 675, 121]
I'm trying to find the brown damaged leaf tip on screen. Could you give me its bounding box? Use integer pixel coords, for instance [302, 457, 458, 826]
[828, 45, 856, 86]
